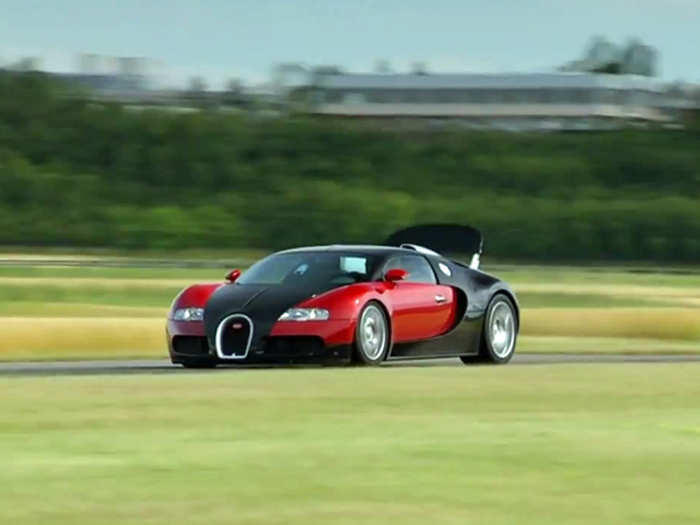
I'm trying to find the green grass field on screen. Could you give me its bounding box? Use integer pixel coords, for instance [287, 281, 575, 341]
[1, 364, 699, 524]
[0, 260, 698, 360]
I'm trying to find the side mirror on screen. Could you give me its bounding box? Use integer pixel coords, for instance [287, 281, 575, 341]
[384, 268, 408, 282]
[225, 269, 241, 283]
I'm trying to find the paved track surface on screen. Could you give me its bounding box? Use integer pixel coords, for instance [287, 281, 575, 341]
[1, 354, 699, 376]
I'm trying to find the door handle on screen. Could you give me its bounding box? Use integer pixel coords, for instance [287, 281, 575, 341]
[434, 294, 447, 303]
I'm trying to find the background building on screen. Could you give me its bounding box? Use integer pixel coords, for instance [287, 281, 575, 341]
[294, 72, 672, 131]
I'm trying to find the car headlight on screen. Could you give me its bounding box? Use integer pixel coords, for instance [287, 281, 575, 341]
[278, 308, 329, 321]
[172, 307, 204, 321]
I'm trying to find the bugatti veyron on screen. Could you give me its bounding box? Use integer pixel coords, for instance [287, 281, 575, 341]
[166, 225, 519, 367]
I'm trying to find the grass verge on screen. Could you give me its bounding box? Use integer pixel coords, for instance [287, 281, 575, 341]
[1, 364, 699, 524]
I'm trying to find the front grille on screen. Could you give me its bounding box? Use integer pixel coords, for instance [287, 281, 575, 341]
[262, 336, 325, 357]
[172, 336, 209, 356]
[217, 315, 253, 358]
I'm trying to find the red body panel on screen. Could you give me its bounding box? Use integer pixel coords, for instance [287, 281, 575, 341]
[268, 283, 386, 346]
[167, 319, 206, 337]
[271, 281, 458, 346]
[166, 283, 223, 350]
[167, 280, 459, 354]
[170, 283, 224, 312]
[386, 283, 456, 342]
[269, 320, 355, 346]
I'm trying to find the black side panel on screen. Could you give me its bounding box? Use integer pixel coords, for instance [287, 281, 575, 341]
[426, 257, 518, 319]
[390, 316, 483, 358]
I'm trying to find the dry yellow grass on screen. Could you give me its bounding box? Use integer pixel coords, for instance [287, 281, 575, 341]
[4, 277, 695, 294]
[518, 336, 700, 354]
[515, 283, 699, 296]
[522, 307, 700, 341]
[0, 277, 198, 288]
[0, 317, 164, 360]
[2, 262, 697, 361]
[1, 307, 698, 361]
[3, 302, 165, 318]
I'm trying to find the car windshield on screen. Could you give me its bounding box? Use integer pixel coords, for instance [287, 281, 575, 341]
[238, 252, 381, 288]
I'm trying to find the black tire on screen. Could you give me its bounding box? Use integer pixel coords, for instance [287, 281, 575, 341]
[460, 293, 518, 365]
[353, 301, 390, 366]
[179, 358, 217, 369]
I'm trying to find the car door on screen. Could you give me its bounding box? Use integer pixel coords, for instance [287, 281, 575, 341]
[382, 255, 456, 342]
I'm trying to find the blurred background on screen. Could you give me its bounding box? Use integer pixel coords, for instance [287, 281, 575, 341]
[0, 1, 698, 358]
[2, 4, 700, 525]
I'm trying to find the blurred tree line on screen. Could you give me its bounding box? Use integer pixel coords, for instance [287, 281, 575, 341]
[0, 71, 699, 262]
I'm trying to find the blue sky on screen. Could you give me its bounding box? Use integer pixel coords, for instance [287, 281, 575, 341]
[1, 0, 698, 87]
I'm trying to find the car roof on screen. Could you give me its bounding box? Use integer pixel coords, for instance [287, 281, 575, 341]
[276, 244, 427, 257]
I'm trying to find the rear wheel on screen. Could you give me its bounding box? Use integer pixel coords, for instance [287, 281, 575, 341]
[461, 293, 517, 365]
[353, 302, 389, 366]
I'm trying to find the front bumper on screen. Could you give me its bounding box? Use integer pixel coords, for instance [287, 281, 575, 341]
[166, 318, 355, 364]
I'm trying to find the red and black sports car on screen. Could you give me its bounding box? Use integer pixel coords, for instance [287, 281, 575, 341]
[166, 225, 519, 367]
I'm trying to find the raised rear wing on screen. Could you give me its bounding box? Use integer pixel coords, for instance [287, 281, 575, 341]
[384, 224, 484, 269]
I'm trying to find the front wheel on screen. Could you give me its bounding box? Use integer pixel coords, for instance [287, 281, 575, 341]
[353, 302, 389, 365]
[461, 293, 518, 365]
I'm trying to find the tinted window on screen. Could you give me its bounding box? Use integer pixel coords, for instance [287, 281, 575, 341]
[385, 255, 436, 284]
[238, 252, 380, 288]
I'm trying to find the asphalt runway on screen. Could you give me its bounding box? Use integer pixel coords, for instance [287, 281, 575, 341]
[1, 354, 699, 376]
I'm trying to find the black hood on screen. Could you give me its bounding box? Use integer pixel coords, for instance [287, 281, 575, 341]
[203, 283, 318, 348]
